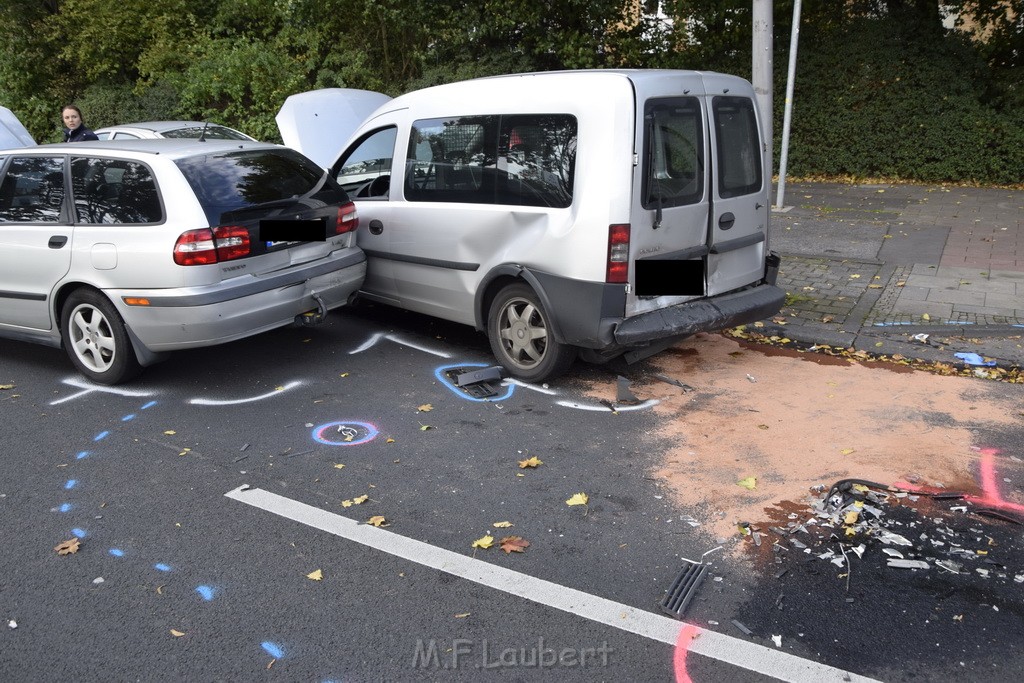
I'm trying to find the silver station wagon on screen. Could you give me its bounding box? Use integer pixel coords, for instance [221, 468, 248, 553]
[0, 139, 366, 384]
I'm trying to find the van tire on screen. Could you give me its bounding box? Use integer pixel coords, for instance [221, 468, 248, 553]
[487, 283, 576, 382]
[61, 289, 141, 385]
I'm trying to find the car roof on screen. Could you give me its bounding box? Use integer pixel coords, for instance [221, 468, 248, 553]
[96, 121, 244, 133]
[0, 138, 283, 161]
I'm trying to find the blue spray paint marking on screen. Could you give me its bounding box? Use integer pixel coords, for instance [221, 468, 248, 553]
[122, 414, 136, 422]
[434, 363, 514, 402]
[76, 450, 90, 460]
[71, 528, 87, 538]
[64, 479, 77, 490]
[154, 563, 172, 572]
[261, 641, 285, 659]
[94, 430, 109, 441]
[196, 585, 216, 601]
[59, 503, 73, 513]
[109, 548, 125, 557]
[141, 400, 158, 409]
[312, 421, 379, 447]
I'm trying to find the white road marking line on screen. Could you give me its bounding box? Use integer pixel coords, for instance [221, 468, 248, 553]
[555, 399, 660, 412]
[188, 381, 303, 406]
[50, 377, 156, 405]
[503, 378, 558, 395]
[225, 486, 877, 683]
[348, 332, 451, 358]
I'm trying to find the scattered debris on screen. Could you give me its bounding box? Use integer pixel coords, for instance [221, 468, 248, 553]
[731, 619, 754, 636]
[653, 373, 695, 392]
[887, 559, 931, 570]
[954, 352, 996, 367]
[659, 560, 709, 619]
[499, 536, 530, 554]
[616, 376, 640, 404]
[446, 366, 504, 398]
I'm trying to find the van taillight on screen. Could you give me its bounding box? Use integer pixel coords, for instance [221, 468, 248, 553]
[336, 202, 358, 234]
[606, 223, 630, 284]
[173, 225, 251, 266]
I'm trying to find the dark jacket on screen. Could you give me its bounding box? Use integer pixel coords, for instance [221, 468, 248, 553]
[63, 125, 99, 143]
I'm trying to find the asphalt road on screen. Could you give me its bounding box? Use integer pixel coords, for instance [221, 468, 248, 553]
[1, 303, 1022, 682]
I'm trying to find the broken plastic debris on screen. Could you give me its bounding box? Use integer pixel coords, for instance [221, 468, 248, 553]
[882, 548, 904, 559]
[771, 635, 782, 648]
[731, 620, 753, 636]
[887, 559, 930, 570]
[8, 620, 16, 629]
[954, 352, 996, 367]
[912, 333, 930, 343]
[746, 374, 757, 383]
[878, 531, 912, 546]
[92, 577, 104, 585]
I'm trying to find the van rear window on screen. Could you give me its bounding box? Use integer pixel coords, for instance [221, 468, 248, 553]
[406, 114, 576, 208]
[642, 97, 704, 209]
[713, 96, 763, 198]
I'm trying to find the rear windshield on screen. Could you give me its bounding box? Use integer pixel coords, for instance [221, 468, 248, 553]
[163, 125, 251, 141]
[175, 148, 347, 225]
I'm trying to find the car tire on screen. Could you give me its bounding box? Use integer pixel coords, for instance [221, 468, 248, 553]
[61, 289, 141, 385]
[487, 283, 576, 382]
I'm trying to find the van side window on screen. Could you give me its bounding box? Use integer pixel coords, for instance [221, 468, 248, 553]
[0, 156, 66, 223]
[642, 98, 704, 209]
[334, 127, 397, 197]
[71, 158, 163, 224]
[405, 114, 576, 208]
[713, 96, 762, 198]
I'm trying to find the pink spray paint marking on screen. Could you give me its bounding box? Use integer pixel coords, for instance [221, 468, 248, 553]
[894, 447, 1024, 516]
[673, 623, 699, 683]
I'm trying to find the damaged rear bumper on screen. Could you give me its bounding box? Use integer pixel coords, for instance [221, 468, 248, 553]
[613, 283, 785, 346]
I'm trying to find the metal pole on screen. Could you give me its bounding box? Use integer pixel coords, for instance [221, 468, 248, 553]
[775, 0, 802, 209]
[752, 0, 773, 189]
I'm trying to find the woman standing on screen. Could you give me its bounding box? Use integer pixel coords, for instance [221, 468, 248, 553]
[62, 105, 99, 142]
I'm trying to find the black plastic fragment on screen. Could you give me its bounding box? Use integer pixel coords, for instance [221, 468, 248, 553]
[659, 562, 709, 619]
[616, 376, 640, 404]
[444, 366, 504, 399]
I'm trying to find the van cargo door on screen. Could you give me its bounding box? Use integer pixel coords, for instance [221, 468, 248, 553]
[706, 92, 768, 295]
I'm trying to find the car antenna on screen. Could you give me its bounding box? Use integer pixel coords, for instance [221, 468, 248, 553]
[198, 121, 209, 142]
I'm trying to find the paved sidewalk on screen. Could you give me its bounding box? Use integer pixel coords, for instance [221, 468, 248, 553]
[749, 181, 1023, 372]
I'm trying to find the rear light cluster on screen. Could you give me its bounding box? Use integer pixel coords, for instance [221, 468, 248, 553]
[336, 201, 358, 234]
[606, 223, 630, 283]
[174, 225, 251, 266]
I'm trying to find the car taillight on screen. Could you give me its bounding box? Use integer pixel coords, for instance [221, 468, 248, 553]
[336, 201, 358, 234]
[606, 223, 630, 284]
[173, 225, 251, 266]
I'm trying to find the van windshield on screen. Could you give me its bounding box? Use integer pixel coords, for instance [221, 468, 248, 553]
[642, 97, 704, 209]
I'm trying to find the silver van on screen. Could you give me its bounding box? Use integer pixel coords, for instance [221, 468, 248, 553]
[280, 70, 784, 381]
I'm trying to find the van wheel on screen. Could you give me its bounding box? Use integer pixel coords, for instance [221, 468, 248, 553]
[61, 289, 141, 385]
[488, 283, 576, 382]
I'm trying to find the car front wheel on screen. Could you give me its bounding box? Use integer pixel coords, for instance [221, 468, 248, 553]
[487, 283, 576, 382]
[61, 289, 141, 385]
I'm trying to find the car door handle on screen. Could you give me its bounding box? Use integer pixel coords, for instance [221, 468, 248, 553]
[718, 213, 735, 230]
[368, 219, 384, 235]
[48, 235, 68, 249]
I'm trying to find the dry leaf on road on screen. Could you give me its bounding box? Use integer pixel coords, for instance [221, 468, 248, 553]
[518, 456, 543, 469]
[307, 569, 323, 581]
[55, 538, 80, 555]
[566, 493, 589, 506]
[499, 536, 530, 554]
[472, 534, 494, 549]
[367, 516, 388, 527]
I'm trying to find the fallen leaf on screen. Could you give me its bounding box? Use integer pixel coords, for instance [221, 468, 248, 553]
[163, 430, 176, 435]
[339, 372, 349, 377]
[55, 538, 80, 555]
[307, 569, 323, 581]
[518, 455, 543, 469]
[352, 494, 369, 505]
[417, 404, 433, 412]
[367, 515, 388, 527]
[386, 438, 395, 444]
[849, 274, 861, 279]
[821, 315, 834, 323]
[922, 313, 931, 321]
[472, 534, 494, 549]
[170, 629, 185, 637]
[840, 448, 855, 455]
[566, 492, 589, 506]
[419, 424, 432, 431]
[844, 511, 860, 525]
[499, 536, 530, 554]
[454, 613, 471, 618]
[737, 477, 757, 490]
[0, 384, 14, 390]
[333, 463, 345, 469]
[492, 521, 513, 528]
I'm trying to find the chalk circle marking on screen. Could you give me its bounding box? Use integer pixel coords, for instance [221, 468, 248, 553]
[312, 421, 379, 447]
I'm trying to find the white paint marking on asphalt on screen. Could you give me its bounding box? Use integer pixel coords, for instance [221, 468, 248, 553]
[503, 378, 558, 395]
[555, 399, 660, 412]
[188, 381, 303, 406]
[50, 377, 156, 405]
[225, 486, 877, 683]
[348, 332, 451, 358]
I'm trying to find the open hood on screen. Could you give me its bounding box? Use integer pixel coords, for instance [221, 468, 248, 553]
[0, 106, 37, 149]
[276, 88, 391, 169]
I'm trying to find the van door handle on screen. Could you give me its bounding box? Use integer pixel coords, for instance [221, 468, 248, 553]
[718, 213, 735, 230]
[48, 235, 68, 249]
[368, 219, 384, 235]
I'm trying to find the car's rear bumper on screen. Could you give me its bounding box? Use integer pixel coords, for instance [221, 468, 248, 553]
[613, 283, 785, 346]
[110, 248, 366, 352]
